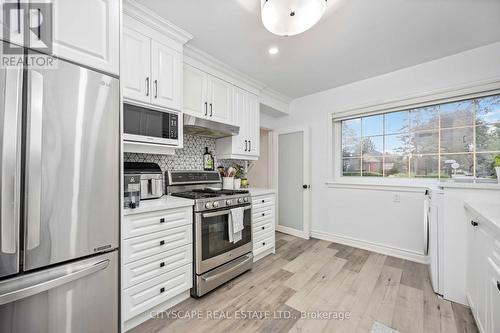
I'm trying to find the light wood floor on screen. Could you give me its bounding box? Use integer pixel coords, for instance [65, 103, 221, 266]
[130, 232, 478, 333]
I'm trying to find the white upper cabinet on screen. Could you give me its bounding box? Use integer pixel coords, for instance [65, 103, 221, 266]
[122, 16, 183, 111]
[208, 76, 232, 124]
[151, 40, 181, 110]
[183, 64, 232, 124]
[0, 0, 120, 75]
[183, 64, 207, 117]
[52, 0, 120, 75]
[122, 27, 151, 103]
[216, 87, 260, 160]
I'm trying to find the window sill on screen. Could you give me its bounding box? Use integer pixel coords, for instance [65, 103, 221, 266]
[325, 179, 500, 192]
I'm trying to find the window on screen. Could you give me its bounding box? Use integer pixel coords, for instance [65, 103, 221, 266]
[341, 94, 500, 179]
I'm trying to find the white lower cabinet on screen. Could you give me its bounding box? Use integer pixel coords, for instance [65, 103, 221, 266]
[122, 204, 193, 330]
[465, 208, 500, 333]
[251, 193, 275, 261]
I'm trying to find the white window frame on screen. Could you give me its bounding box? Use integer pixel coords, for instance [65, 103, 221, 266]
[327, 79, 500, 188]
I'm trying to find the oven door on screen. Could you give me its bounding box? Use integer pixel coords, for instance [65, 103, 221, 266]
[195, 204, 252, 274]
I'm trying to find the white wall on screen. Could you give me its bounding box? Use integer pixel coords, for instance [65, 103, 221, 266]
[247, 129, 271, 188]
[268, 42, 500, 262]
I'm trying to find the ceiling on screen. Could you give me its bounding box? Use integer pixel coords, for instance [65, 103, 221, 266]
[136, 0, 500, 99]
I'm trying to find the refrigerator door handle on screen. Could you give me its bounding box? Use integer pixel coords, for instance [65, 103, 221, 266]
[0, 67, 22, 255]
[0, 259, 110, 306]
[26, 70, 43, 250]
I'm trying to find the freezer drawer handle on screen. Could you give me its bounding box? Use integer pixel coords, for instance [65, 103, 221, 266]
[0, 259, 109, 306]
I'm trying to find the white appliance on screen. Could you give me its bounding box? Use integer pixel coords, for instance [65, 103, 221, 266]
[425, 188, 444, 295]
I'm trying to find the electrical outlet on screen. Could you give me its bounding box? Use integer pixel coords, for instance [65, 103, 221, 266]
[393, 193, 400, 203]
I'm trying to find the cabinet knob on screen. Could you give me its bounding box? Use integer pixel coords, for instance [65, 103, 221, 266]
[160, 287, 165, 293]
[160, 218, 165, 223]
[261, 199, 265, 203]
[261, 226, 265, 230]
[160, 262, 165, 268]
[262, 242, 266, 246]
[160, 240, 165, 246]
[471, 220, 479, 227]
[262, 213, 265, 217]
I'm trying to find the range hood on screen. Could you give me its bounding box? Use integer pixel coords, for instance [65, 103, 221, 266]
[183, 114, 239, 138]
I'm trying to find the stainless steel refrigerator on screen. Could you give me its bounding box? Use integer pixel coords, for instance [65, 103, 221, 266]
[0, 42, 119, 333]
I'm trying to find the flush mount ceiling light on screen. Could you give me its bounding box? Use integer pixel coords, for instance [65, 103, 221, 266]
[268, 47, 279, 55]
[261, 0, 327, 36]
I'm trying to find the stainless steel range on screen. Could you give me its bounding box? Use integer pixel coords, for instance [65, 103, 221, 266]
[166, 171, 253, 297]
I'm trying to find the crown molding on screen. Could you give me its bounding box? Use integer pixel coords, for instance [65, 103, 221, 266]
[123, 0, 193, 45]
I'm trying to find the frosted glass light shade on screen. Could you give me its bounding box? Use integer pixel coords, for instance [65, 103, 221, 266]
[261, 0, 327, 36]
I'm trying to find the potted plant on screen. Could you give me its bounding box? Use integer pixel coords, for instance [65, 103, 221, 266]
[495, 154, 500, 183]
[234, 164, 245, 189]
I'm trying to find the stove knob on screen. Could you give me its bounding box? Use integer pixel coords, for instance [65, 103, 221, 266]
[237, 198, 243, 204]
[226, 200, 232, 205]
[205, 202, 213, 209]
[243, 197, 249, 202]
[213, 201, 220, 208]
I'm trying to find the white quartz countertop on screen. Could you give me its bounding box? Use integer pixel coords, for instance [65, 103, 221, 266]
[464, 200, 500, 235]
[247, 188, 276, 196]
[124, 195, 194, 216]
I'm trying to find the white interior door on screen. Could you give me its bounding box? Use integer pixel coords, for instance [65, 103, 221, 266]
[274, 128, 310, 239]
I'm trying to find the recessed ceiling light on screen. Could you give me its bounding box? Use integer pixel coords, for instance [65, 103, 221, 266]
[268, 47, 279, 55]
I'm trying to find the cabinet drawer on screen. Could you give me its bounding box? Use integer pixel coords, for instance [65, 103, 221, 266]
[123, 264, 192, 320]
[123, 244, 192, 289]
[253, 215, 274, 229]
[253, 234, 274, 253]
[252, 195, 275, 210]
[123, 224, 192, 264]
[123, 207, 192, 239]
[253, 208, 274, 222]
[253, 221, 273, 240]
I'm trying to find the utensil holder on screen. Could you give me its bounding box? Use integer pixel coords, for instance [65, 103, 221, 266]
[222, 177, 234, 190]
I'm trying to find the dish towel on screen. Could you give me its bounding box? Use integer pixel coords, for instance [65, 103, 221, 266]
[228, 207, 245, 243]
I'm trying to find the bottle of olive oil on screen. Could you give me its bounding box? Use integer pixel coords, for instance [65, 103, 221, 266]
[203, 147, 214, 171]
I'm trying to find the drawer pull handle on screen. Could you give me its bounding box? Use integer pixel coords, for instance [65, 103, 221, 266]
[262, 242, 266, 246]
[160, 262, 165, 268]
[261, 200, 265, 203]
[471, 220, 479, 227]
[497, 281, 500, 292]
[160, 240, 165, 246]
[160, 287, 165, 293]
[160, 218, 165, 223]
[262, 213, 265, 217]
[262, 226, 265, 230]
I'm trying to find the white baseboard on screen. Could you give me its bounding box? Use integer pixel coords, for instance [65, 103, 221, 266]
[310, 230, 429, 264]
[124, 290, 190, 332]
[276, 225, 310, 239]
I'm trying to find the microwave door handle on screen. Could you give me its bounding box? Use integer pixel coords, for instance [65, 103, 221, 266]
[1, 67, 22, 254]
[26, 70, 43, 250]
[202, 206, 251, 218]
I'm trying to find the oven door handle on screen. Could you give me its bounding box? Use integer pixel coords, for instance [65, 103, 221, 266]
[202, 206, 251, 218]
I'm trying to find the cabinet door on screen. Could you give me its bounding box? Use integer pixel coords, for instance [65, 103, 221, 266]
[151, 40, 181, 110]
[0, 0, 24, 47]
[232, 87, 248, 154]
[208, 76, 232, 124]
[122, 27, 151, 103]
[52, 0, 120, 75]
[247, 93, 260, 157]
[183, 65, 207, 117]
[487, 257, 500, 333]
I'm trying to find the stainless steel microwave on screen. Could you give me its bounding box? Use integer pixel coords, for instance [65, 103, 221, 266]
[123, 103, 179, 146]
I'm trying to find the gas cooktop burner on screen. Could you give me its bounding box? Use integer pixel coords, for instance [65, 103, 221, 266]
[170, 191, 219, 199]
